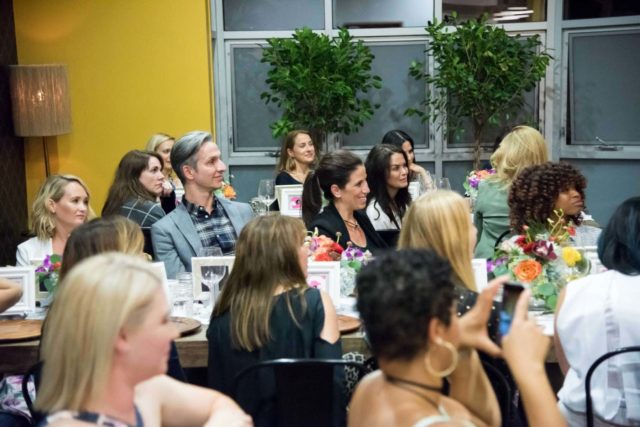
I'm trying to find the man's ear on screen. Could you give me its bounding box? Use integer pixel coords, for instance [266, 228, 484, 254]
[182, 164, 194, 181]
[330, 184, 341, 199]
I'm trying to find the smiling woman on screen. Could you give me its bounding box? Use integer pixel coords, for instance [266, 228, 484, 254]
[16, 174, 92, 266]
[102, 150, 167, 256]
[302, 150, 387, 254]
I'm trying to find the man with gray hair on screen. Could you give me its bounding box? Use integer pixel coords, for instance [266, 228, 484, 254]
[152, 131, 254, 278]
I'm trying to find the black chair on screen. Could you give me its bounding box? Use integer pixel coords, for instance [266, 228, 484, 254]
[21, 361, 44, 425]
[585, 346, 640, 427]
[481, 360, 513, 427]
[233, 358, 365, 427]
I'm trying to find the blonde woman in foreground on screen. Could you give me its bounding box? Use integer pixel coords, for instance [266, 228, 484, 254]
[36, 253, 252, 427]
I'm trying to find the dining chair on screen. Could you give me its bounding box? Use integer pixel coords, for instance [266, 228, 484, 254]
[585, 346, 640, 427]
[233, 358, 365, 427]
[481, 360, 514, 427]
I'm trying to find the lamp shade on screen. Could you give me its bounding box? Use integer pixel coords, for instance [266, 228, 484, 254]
[9, 64, 72, 137]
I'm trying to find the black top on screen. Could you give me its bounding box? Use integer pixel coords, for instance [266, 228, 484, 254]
[275, 171, 302, 185]
[308, 203, 388, 255]
[207, 288, 342, 426]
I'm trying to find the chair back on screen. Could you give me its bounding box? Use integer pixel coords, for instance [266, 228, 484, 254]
[585, 346, 640, 427]
[21, 361, 44, 424]
[234, 358, 364, 427]
[481, 360, 513, 426]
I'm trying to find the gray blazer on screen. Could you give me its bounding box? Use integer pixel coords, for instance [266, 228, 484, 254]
[151, 197, 254, 279]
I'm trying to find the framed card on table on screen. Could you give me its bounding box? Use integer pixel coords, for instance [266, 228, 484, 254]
[191, 256, 235, 301]
[0, 266, 36, 316]
[276, 184, 303, 217]
[306, 261, 341, 305]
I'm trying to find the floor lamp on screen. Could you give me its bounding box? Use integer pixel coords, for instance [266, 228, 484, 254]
[9, 64, 72, 177]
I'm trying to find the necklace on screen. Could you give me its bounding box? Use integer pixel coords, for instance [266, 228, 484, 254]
[343, 218, 360, 230]
[385, 374, 443, 410]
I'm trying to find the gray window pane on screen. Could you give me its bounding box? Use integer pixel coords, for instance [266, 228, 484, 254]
[447, 88, 538, 148]
[569, 30, 640, 145]
[223, 0, 324, 31]
[232, 47, 281, 151]
[563, 1, 640, 20]
[444, 0, 546, 23]
[443, 161, 474, 195]
[333, 0, 430, 29]
[342, 44, 428, 149]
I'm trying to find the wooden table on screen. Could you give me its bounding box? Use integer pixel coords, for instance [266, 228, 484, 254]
[0, 327, 370, 374]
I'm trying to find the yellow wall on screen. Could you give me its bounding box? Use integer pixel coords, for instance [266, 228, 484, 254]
[13, 0, 214, 212]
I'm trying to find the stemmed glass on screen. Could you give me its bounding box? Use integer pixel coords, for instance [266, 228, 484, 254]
[436, 177, 451, 191]
[258, 179, 276, 214]
[197, 247, 225, 313]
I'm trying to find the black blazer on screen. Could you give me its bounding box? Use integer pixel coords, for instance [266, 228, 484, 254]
[308, 203, 388, 255]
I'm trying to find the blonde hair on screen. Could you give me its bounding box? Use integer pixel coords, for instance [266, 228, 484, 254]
[398, 190, 476, 291]
[490, 125, 548, 186]
[145, 133, 174, 152]
[36, 253, 161, 413]
[213, 215, 308, 351]
[59, 217, 145, 281]
[31, 175, 92, 240]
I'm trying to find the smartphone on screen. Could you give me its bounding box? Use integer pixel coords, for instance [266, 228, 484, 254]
[498, 282, 525, 339]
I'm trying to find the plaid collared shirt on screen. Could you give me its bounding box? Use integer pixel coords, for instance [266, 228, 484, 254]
[182, 195, 237, 255]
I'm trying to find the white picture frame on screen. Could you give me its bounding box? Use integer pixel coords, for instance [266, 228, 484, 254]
[191, 256, 235, 301]
[408, 182, 420, 201]
[276, 184, 303, 217]
[0, 266, 36, 315]
[306, 261, 341, 305]
[472, 258, 489, 292]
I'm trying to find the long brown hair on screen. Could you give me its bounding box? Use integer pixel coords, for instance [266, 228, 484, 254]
[212, 215, 308, 351]
[276, 130, 314, 172]
[102, 150, 162, 216]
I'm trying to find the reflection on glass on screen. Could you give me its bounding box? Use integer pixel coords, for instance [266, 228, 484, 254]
[223, 0, 324, 31]
[443, 0, 546, 23]
[333, 0, 431, 28]
[563, 0, 640, 20]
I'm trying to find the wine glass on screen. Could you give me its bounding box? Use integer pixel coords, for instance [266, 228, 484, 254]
[258, 179, 276, 214]
[436, 177, 451, 191]
[197, 247, 225, 312]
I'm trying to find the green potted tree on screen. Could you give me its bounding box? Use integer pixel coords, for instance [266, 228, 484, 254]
[406, 13, 551, 169]
[261, 27, 382, 151]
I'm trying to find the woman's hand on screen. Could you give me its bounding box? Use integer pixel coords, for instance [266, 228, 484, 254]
[458, 277, 509, 357]
[502, 289, 550, 376]
[161, 179, 174, 197]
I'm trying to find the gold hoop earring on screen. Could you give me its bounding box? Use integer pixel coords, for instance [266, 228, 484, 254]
[424, 338, 458, 378]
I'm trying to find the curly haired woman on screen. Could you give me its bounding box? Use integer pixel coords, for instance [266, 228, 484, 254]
[508, 162, 600, 246]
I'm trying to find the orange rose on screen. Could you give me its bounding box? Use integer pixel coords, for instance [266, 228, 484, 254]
[513, 259, 542, 283]
[222, 183, 237, 200]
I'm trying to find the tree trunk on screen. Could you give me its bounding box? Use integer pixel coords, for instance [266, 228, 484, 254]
[308, 128, 327, 154]
[472, 121, 484, 170]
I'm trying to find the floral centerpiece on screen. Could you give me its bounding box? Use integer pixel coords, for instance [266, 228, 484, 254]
[35, 254, 62, 305]
[489, 210, 590, 311]
[339, 241, 372, 297]
[463, 168, 496, 205]
[306, 229, 371, 297]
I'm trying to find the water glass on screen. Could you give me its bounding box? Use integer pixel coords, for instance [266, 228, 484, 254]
[171, 273, 194, 317]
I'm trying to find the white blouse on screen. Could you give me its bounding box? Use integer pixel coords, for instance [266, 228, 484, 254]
[365, 200, 402, 231]
[16, 237, 52, 266]
[556, 270, 640, 426]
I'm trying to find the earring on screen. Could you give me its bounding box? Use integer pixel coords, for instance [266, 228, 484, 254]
[424, 338, 458, 378]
